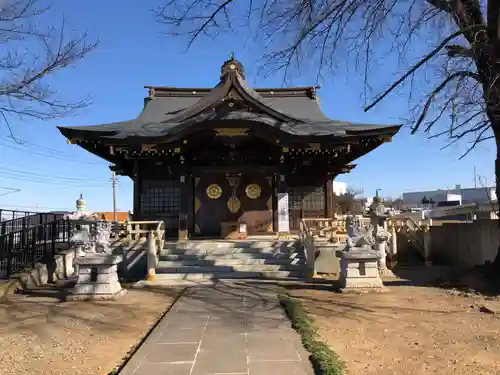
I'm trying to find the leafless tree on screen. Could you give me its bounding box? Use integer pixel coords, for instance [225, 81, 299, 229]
[0, 0, 97, 136]
[334, 188, 364, 214]
[155, 0, 500, 268]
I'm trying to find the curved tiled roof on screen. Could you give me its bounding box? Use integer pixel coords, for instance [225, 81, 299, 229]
[58, 58, 401, 141]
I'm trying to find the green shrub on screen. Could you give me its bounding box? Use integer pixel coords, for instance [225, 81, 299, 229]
[278, 289, 344, 375]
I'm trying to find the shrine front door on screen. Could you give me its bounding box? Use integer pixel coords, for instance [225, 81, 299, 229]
[193, 173, 274, 237]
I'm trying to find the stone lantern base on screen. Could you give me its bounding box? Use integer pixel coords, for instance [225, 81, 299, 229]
[66, 255, 126, 301]
[336, 249, 385, 291]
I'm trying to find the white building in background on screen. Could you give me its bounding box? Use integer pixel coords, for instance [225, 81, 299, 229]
[332, 181, 347, 195]
[402, 184, 497, 207]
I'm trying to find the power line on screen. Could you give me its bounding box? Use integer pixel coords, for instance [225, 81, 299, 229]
[0, 203, 74, 211]
[0, 171, 109, 186]
[0, 139, 103, 165]
[2, 134, 78, 157]
[0, 186, 20, 197]
[0, 166, 111, 184]
[0, 174, 113, 188]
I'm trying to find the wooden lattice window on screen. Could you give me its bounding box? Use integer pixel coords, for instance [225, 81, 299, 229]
[287, 186, 325, 212]
[288, 187, 303, 210]
[141, 180, 181, 214]
[302, 186, 325, 211]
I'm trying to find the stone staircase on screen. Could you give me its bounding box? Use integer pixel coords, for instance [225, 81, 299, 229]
[155, 240, 307, 280]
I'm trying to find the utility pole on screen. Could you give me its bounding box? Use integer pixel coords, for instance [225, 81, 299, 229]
[111, 171, 117, 221]
[474, 165, 477, 188]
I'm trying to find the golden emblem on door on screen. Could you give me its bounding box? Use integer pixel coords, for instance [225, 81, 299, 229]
[206, 184, 222, 199]
[245, 184, 261, 199]
[195, 197, 201, 213]
[227, 198, 241, 213]
[227, 176, 241, 213]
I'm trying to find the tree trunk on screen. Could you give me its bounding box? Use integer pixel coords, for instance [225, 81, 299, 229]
[483, 47, 500, 270]
[492, 116, 500, 269]
[493, 154, 500, 269]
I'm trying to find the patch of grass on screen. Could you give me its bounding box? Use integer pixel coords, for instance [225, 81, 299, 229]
[278, 289, 344, 375]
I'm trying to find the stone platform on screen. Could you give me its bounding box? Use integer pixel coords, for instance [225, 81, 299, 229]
[66, 254, 126, 301]
[337, 249, 384, 290]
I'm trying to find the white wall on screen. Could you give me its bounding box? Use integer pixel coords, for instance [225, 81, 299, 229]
[332, 181, 347, 195]
[403, 187, 495, 206]
[460, 188, 496, 203]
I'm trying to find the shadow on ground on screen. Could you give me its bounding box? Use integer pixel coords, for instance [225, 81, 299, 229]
[280, 262, 500, 300]
[391, 263, 500, 297]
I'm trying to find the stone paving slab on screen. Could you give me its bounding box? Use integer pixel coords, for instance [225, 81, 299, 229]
[119, 282, 314, 375]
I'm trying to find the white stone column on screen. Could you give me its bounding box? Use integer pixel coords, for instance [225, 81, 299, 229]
[390, 224, 397, 256]
[146, 231, 158, 281]
[375, 237, 388, 272]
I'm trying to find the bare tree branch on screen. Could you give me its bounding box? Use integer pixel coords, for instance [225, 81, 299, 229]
[411, 70, 481, 133]
[0, 0, 98, 132]
[446, 44, 474, 57]
[364, 28, 480, 112]
[155, 0, 500, 265]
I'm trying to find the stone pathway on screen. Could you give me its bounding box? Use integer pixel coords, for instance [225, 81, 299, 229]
[120, 282, 314, 375]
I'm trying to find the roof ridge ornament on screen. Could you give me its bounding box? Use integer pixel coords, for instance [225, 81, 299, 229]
[220, 54, 245, 80]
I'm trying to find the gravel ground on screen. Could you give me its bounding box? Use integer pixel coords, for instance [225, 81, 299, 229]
[0, 285, 183, 375]
[286, 274, 500, 375]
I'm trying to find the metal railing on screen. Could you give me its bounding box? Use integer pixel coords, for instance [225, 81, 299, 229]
[0, 209, 65, 236]
[0, 218, 72, 279]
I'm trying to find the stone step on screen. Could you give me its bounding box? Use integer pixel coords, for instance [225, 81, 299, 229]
[156, 263, 305, 273]
[164, 240, 295, 250]
[158, 257, 305, 266]
[158, 252, 305, 261]
[153, 270, 306, 280]
[163, 247, 299, 256]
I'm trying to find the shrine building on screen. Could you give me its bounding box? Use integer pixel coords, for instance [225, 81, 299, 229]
[58, 58, 401, 238]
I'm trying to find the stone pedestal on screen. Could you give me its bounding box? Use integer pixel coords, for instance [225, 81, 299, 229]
[315, 243, 342, 275]
[67, 255, 126, 301]
[337, 250, 384, 290]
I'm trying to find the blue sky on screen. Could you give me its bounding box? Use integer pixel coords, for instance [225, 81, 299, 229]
[0, 0, 495, 212]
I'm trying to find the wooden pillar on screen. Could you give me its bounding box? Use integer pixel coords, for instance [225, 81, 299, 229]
[325, 174, 334, 218]
[178, 174, 188, 240]
[132, 160, 141, 220]
[272, 173, 278, 233]
[185, 174, 194, 235]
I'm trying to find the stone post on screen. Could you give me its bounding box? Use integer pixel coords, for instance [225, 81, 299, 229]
[72, 194, 87, 277]
[390, 223, 397, 258]
[423, 224, 431, 267]
[306, 233, 316, 278]
[375, 236, 387, 271]
[146, 231, 158, 281]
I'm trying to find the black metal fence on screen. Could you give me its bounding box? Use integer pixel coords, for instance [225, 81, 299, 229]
[0, 209, 67, 236]
[0, 218, 72, 279]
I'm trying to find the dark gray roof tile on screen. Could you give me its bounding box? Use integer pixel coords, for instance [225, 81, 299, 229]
[58, 58, 401, 141]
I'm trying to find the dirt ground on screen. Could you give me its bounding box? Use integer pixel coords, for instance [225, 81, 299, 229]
[0, 284, 183, 375]
[286, 271, 500, 375]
